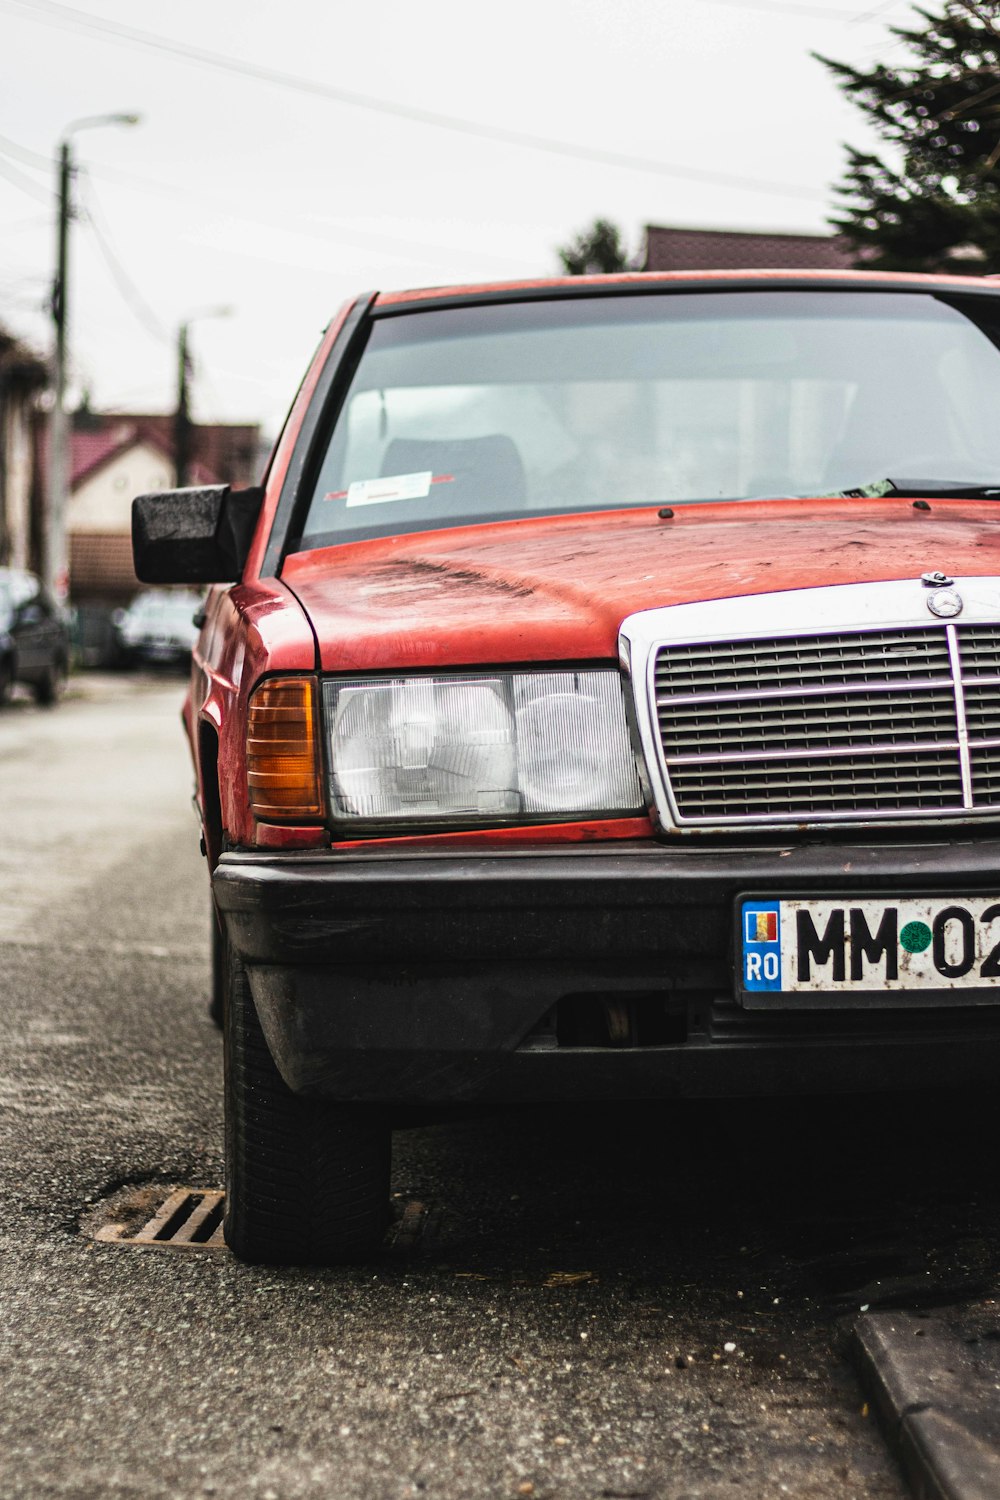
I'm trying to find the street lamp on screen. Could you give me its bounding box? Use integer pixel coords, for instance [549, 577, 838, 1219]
[45, 111, 141, 600]
[174, 306, 233, 488]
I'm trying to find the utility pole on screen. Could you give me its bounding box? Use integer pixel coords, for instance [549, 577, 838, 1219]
[44, 112, 140, 601]
[44, 140, 71, 600]
[174, 322, 192, 488]
[173, 308, 232, 488]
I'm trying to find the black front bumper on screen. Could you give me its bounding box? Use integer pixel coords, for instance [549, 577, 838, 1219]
[213, 837, 1000, 1104]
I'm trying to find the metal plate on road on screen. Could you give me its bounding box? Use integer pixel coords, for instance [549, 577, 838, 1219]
[738, 894, 1000, 1007]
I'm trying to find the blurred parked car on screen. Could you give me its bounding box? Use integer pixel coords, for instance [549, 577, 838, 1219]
[0, 568, 69, 705]
[112, 589, 203, 669]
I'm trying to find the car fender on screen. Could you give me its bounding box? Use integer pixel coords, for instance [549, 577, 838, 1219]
[189, 577, 316, 854]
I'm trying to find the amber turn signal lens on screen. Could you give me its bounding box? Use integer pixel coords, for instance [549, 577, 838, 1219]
[247, 677, 323, 821]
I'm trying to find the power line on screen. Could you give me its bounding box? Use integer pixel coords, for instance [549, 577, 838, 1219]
[849, 0, 906, 19]
[0, 136, 169, 362]
[87, 159, 540, 269]
[0, 0, 827, 202]
[0, 150, 52, 206]
[0, 130, 53, 171]
[0, 121, 543, 274]
[84, 156, 543, 269]
[77, 168, 168, 345]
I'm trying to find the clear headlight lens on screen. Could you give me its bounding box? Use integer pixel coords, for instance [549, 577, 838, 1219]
[324, 670, 643, 825]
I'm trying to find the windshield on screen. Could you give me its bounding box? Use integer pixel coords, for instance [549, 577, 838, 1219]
[296, 289, 1000, 550]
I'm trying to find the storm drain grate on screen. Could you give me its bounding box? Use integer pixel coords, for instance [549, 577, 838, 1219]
[90, 1186, 438, 1254]
[95, 1188, 226, 1249]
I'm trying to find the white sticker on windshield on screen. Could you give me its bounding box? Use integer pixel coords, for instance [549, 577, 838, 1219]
[344, 471, 433, 508]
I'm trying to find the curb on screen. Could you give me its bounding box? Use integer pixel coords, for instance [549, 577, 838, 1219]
[852, 1310, 1000, 1500]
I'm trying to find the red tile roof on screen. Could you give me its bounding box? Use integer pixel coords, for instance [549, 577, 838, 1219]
[68, 411, 261, 490]
[70, 423, 151, 487]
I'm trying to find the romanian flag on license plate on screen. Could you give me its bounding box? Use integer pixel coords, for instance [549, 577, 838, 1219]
[746, 910, 778, 943]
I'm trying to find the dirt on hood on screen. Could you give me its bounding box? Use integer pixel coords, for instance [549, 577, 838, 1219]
[279, 496, 1000, 671]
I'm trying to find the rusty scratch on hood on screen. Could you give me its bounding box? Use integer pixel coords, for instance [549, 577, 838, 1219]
[379, 558, 535, 598]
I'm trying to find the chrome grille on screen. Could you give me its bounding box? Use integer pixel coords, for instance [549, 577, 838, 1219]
[669, 751, 965, 819]
[972, 748, 1000, 804]
[661, 687, 958, 757]
[656, 629, 952, 695]
[959, 626, 1000, 678]
[653, 624, 1000, 825]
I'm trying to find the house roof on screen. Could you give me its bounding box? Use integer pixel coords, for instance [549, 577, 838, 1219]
[0, 326, 48, 391]
[71, 423, 151, 487]
[643, 224, 856, 273]
[70, 417, 218, 489]
[69, 410, 260, 490]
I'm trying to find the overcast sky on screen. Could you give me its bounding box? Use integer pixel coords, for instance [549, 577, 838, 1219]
[0, 0, 914, 437]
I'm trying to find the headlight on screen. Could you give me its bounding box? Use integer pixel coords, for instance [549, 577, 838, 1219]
[324, 670, 644, 826]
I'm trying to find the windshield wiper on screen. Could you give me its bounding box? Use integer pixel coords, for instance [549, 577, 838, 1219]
[888, 478, 1000, 499]
[832, 478, 1000, 500]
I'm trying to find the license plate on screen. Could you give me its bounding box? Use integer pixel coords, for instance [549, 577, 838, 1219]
[737, 895, 1000, 1008]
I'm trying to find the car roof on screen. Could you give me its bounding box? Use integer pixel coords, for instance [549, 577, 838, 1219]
[372, 268, 1000, 316]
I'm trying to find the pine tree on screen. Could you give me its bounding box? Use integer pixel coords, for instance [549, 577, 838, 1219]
[557, 219, 631, 275]
[819, 1, 1000, 271]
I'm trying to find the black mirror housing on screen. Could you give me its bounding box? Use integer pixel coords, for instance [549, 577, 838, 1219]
[131, 485, 265, 584]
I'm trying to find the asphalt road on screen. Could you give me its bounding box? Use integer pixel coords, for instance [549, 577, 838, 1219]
[4, 673, 1000, 1498]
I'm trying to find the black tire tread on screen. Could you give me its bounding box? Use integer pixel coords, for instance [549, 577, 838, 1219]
[208, 911, 224, 1028]
[34, 658, 66, 706]
[223, 944, 390, 1264]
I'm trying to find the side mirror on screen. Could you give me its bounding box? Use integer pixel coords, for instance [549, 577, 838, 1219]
[131, 484, 265, 585]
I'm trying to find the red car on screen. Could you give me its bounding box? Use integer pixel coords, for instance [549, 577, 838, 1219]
[134, 269, 1000, 1264]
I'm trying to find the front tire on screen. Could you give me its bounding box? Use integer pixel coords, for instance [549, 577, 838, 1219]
[223, 942, 391, 1264]
[209, 909, 224, 1028]
[34, 657, 66, 706]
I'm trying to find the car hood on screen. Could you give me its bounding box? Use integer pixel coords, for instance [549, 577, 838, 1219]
[280, 498, 1000, 671]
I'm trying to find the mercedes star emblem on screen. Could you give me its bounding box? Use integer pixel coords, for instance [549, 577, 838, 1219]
[927, 588, 963, 618]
